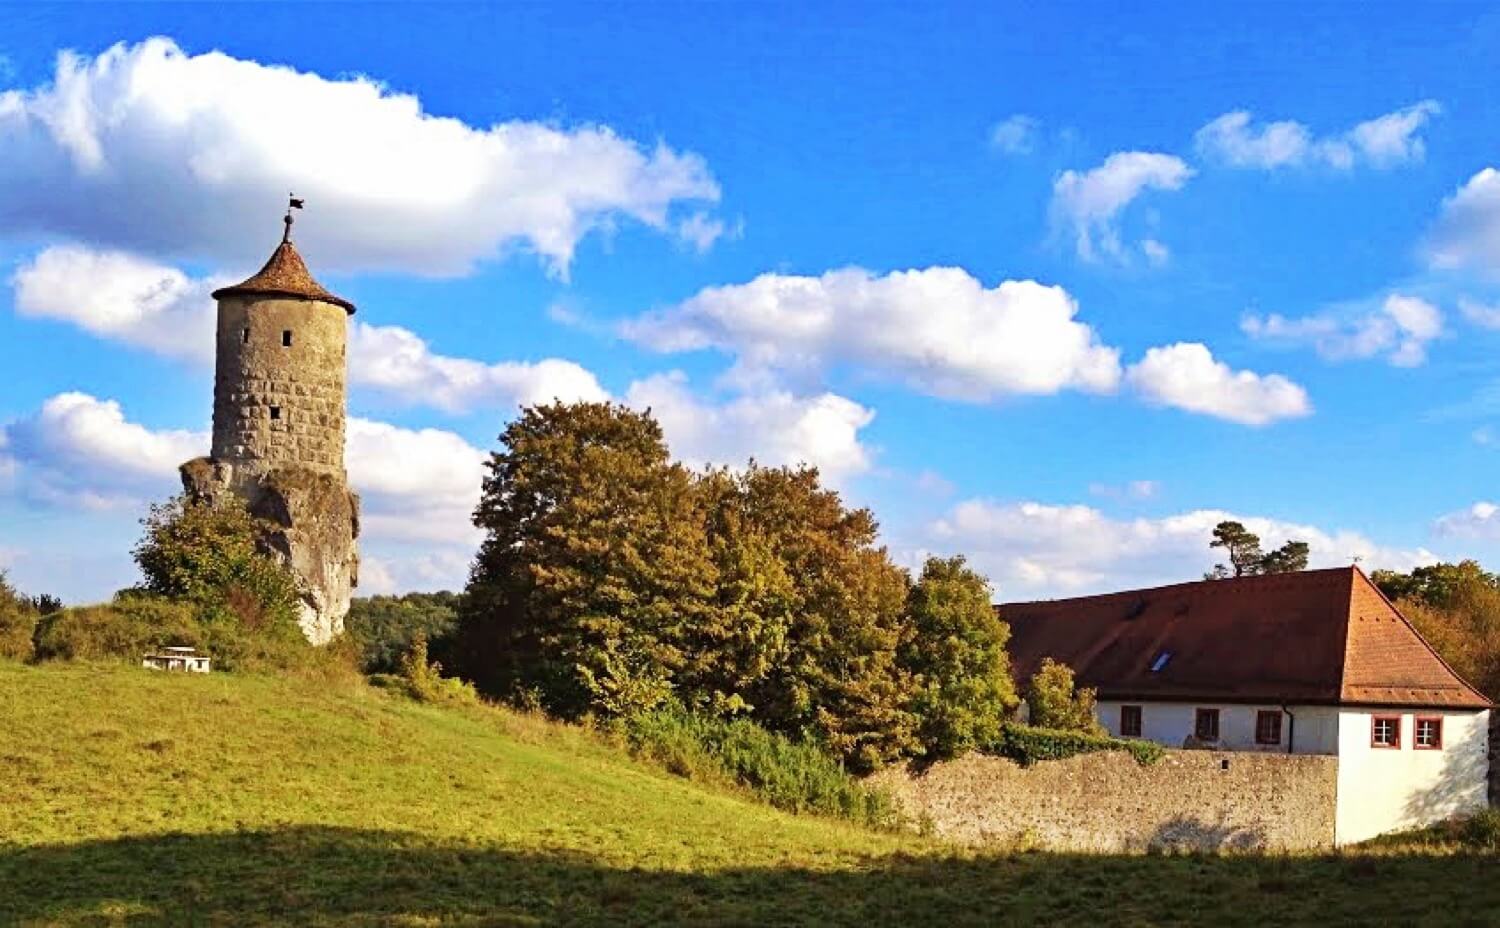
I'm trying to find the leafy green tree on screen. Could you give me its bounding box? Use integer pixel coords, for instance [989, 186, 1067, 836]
[1026, 657, 1104, 735]
[1373, 561, 1500, 700]
[1207, 521, 1309, 578]
[456, 402, 717, 718]
[1208, 521, 1263, 577]
[901, 556, 1016, 759]
[1372, 560, 1499, 608]
[133, 495, 305, 654]
[699, 464, 918, 772]
[0, 570, 38, 661]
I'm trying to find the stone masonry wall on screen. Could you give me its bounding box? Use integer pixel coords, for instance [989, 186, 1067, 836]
[212, 296, 347, 473]
[871, 749, 1339, 852]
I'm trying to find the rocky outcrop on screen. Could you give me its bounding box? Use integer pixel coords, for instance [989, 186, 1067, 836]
[181, 456, 359, 645]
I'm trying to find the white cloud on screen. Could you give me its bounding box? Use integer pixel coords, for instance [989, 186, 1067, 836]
[623, 267, 1122, 401]
[10, 246, 222, 364]
[989, 115, 1039, 154]
[0, 37, 720, 275]
[1125, 342, 1311, 426]
[0, 392, 206, 508]
[10, 245, 610, 414]
[931, 498, 1434, 599]
[1433, 501, 1500, 539]
[1459, 297, 1500, 329]
[359, 550, 472, 595]
[1049, 151, 1192, 262]
[1194, 101, 1440, 170]
[348, 324, 608, 413]
[1242, 294, 1444, 367]
[1428, 169, 1500, 273]
[345, 417, 485, 546]
[625, 372, 875, 484]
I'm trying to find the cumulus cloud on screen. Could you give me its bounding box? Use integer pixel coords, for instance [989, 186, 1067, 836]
[623, 267, 1122, 401]
[1125, 342, 1311, 426]
[1194, 101, 1440, 170]
[1427, 168, 1500, 273]
[11, 246, 222, 364]
[10, 245, 609, 413]
[1050, 151, 1192, 262]
[0, 37, 720, 275]
[625, 372, 876, 484]
[345, 417, 485, 547]
[348, 325, 608, 413]
[0, 392, 206, 508]
[1242, 294, 1444, 367]
[931, 498, 1434, 599]
[989, 115, 1040, 154]
[1432, 501, 1500, 539]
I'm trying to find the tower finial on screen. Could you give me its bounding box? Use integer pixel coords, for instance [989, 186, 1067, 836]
[283, 193, 305, 243]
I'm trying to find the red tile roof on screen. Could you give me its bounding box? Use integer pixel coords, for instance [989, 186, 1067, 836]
[212, 240, 355, 314]
[1000, 567, 1490, 710]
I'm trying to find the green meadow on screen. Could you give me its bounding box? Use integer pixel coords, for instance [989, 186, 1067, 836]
[2, 661, 1496, 927]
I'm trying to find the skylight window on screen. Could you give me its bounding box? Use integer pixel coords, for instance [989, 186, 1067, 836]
[1149, 651, 1171, 673]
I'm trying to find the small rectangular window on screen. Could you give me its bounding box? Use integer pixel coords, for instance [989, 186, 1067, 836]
[1149, 651, 1171, 673]
[1371, 715, 1401, 749]
[282, 330, 293, 347]
[1414, 717, 1442, 750]
[269, 406, 281, 421]
[1120, 705, 1142, 738]
[242, 327, 250, 343]
[1194, 708, 1220, 741]
[1255, 710, 1282, 745]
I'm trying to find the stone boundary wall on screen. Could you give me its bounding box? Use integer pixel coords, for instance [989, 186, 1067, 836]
[871, 749, 1339, 852]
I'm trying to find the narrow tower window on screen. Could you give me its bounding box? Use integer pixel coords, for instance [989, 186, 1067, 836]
[269, 406, 281, 421]
[242, 327, 250, 343]
[282, 330, 293, 347]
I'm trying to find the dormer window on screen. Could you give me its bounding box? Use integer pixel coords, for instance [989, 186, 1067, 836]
[282, 330, 293, 347]
[1149, 651, 1171, 673]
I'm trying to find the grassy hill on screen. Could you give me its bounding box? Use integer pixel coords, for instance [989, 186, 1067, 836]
[2, 662, 1497, 926]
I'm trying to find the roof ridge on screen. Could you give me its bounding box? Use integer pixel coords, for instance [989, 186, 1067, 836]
[997, 565, 1357, 609]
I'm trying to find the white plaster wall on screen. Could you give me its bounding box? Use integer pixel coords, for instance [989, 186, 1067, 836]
[1095, 701, 1339, 754]
[1333, 708, 1490, 845]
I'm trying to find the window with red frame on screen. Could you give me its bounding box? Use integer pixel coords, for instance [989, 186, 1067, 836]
[1120, 705, 1142, 738]
[1371, 715, 1401, 749]
[1414, 717, 1443, 750]
[1194, 708, 1220, 741]
[1255, 710, 1282, 745]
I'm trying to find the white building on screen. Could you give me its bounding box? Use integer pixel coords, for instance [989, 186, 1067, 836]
[142, 646, 212, 673]
[1004, 567, 1492, 845]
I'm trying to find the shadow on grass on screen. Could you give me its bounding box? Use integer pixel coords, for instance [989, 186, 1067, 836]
[3, 825, 1499, 927]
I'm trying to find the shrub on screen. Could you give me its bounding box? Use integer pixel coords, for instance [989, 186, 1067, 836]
[395, 635, 479, 706]
[33, 597, 201, 662]
[0, 571, 38, 661]
[624, 704, 898, 828]
[990, 722, 1164, 767]
[1026, 657, 1105, 735]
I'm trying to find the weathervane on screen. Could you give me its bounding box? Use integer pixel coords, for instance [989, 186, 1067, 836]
[282, 193, 305, 243]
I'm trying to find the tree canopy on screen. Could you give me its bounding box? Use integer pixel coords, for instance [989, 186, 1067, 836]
[1206, 520, 1309, 578]
[1373, 560, 1500, 700]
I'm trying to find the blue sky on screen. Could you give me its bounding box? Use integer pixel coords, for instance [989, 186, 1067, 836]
[4, 3, 1500, 603]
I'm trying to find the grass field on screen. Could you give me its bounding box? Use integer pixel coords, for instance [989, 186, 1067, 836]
[2, 661, 1498, 927]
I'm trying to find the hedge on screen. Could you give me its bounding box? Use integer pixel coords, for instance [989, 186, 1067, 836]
[989, 722, 1164, 767]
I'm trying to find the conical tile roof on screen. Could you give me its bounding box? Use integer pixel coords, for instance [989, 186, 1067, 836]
[212, 239, 355, 314]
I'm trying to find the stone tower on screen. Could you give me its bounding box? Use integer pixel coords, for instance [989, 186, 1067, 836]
[178, 205, 359, 644]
